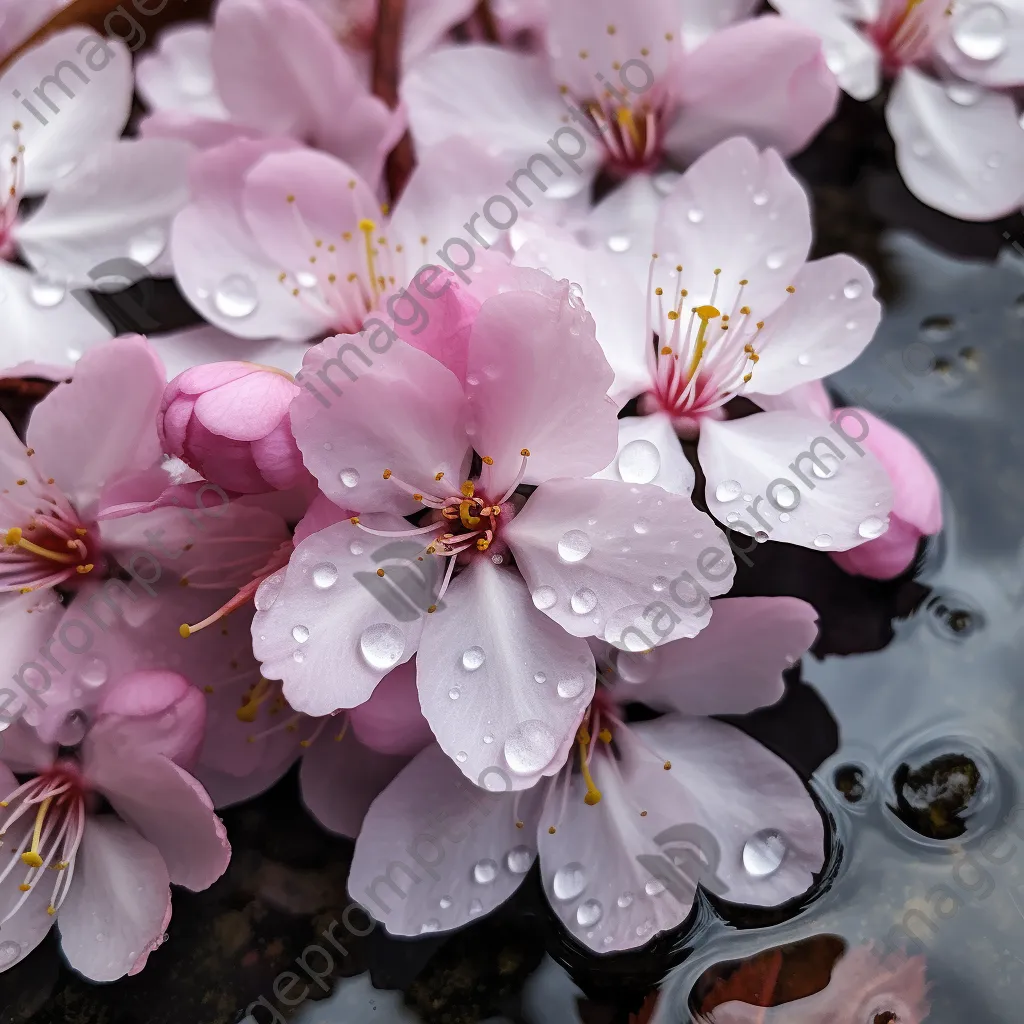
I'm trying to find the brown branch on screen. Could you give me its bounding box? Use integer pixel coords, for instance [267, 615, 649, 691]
[474, 0, 500, 44]
[373, 0, 415, 204]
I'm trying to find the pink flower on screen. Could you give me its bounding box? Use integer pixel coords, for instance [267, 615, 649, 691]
[137, 0, 405, 189]
[252, 266, 735, 789]
[0, 671, 230, 981]
[159, 362, 308, 494]
[770, 0, 1024, 219]
[519, 137, 894, 552]
[709, 943, 929, 1023]
[0, 0, 69, 62]
[169, 134, 508, 343]
[401, 0, 837, 206]
[347, 597, 824, 954]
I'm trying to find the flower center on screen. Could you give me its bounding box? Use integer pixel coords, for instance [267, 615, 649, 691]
[0, 453, 98, 593]
[233, 675, 334, 748]
[868, 0, 951, 72]
[0, 761, 86, 919]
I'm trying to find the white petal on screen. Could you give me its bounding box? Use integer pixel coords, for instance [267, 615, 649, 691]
[886, 67, 1024, 221]
[938, 0, 1024, 88]
[16, 139, 193, 284]
[135, 25, 229, 119]
[698, 411, 893, 551]
[417, 559, 595, 793]
[593, 414, 696, 498]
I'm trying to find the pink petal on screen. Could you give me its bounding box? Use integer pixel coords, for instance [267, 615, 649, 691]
[300, 729, 409, 837]
[698, 411, 894, 551]
[614, 596, 818, 715]
[251, 518, 426, 716]
[349, 661, 433, 756]
[681, 0, 762, 46]
[652, 137, 813, 322]
[85, 745, 230, 891]
[291, 333, 470, 515]
[746, 255, 881, 395]
[57, 815, 172, 982]
[294, 490, 353, 543]
[27, 337, 165, 509]
[466, 283, 619, 495]
[347, 744, 543, 936]
[417, 559, 595, 791]
[593, 414, 697, 499]
[886, 67, 1024, 221]
[504, 478, 734, 648]
[831, 512, 923, 579]
[668, 16, 838, 160]
[135, 25, 228, 119]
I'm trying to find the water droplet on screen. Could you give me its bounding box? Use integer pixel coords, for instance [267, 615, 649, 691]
[448, 687, 460, 700]
[617, 439, 661, 484]
[439, 896, 452, 909]
[0, 940, 21, 967]
[532, 585, 557, 610]
[633, 517, 650, 535]
[813, 533, 833, 548]
[296, 270, 318, 289]
[953, 2, 1008, 61]
[465, 373, 480, 387]
[726, 512, 739, 523]
[483, 733, 494, 744]
[254, 569, 285, 610]
[946, 81, 982, 105]
[358, 623, 405, 670]
[312, 562, 338, 589]
[606, 234, 631, 252]
[469, 898, 484, 915]
[752, 190, 769, 206]
[858, 515, 887, 539]
[570, 588, 597, 614]
[55, 709, 88, 747]
[462, 646, 485, 671]
[420, 919, 441, 933]
[30, 274, 66, 307]
[504, 719, 559, 775]
[472, 858, 498, 884]
[292, 624, 309, 643]
[507, 846, 532, 874]
[644, 879, 665, 897]
[213, 273, 258, 318]
[687, 208, 703, 224]
[715, 479, 742, 502]
[576, 898, 603, 926]
[552, 862, 586, 901]
[811, 454, 840, 479]
[652, 576, 668, 592]
[348, 540, 364, 556]
[772, 483, 798, 509]
[534, 671, 547, 684]
[636, 919, 653, 936]
[766, 250, 784, 270]
[742, 829, 787, 877]
[779, 512, 790, 523]
[843, 279, 863, 299]
[293, 650, 305, 663]
[456, 750, 468, 762]
[754, 530, 769, 544]
[556, 672, 586, 699]
[339, 467, 360, 488]
[557, 529, 591, 562]
[79, 657, 108, 688]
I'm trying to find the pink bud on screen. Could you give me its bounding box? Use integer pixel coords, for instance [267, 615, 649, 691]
[159, 362, 306, 493]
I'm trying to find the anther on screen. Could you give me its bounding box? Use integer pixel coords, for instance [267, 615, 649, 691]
[376, 569, 385, 577]
[383, 469, 392, 479]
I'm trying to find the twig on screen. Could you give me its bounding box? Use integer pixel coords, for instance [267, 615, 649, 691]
[373, 0, 415, 203]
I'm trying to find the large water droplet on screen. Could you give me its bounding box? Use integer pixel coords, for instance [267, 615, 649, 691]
[254, 569, 285, 610]
[617, 439, 661, 484]
[30, 274, 66, 307]
[772, 483, 798, 509]
[455, 750, 468, 763]
[633, 517, 650, 535]
[570, 587, 597, 615]
[606, 234, 631, 253]
[128, 225, 167, 266]
[349, 540, 364, 556]
[78, 657, 108, 688]
[531, 585, 557, 610]
[715, 479, 742, 502]
[448, 687, 460, 700]
[813, 533, 833, 548]
[339, 467, 360, 488]
[312, 562, 338, 589]
[0, 940, 20, 967]
[56, 709, 88, 747]
[472, 858, 498, 884]
[843, 279, 863, 299]
[556, 672, 587, 700]
[952, 2, 1008, 61]
[552, 862, 586, 901]
[507, 846, 532, 874]
[213, 273, 258, 318]
[292, 624, 309, 643]
[858, 515, 887, 539]
[439, 895, 453, 909]
[576, 899, 603, 926]
[462, 646, 485, 671]
[617, 892, 634, 908]
[557, 529, 591, 562]
[359, 623, 405, 670]
[742, 829, 787, 877]
[644, 878, 666, 897]
[504, 719, 559, 775]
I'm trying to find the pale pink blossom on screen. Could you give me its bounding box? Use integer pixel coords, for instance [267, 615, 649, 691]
[0, 671, 229, 981]
[770, 0, 1024, 219]
[401, 0, 838, 208]
[137, 0, 405, 190]
[348, 597, 824, 954]
[517, 137, 895, 553]
[252, 265, 734, 788]
[0, 0, 72, 61]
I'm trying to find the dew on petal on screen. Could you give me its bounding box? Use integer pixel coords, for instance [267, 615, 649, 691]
[339, 468, 360, 488]
[557, 529, 592, 562]
[507, 846, 532, 874]
[552, 862, 586, 901]
[312, 563, 338, 589]
[472, 858, 498, 884]
[633, 517, 650, 535]
[455, 750, 468, 762]
[448, 687, 460, 700]
[813, 533, 833, 548]
[462, 646, 485, 671]
[292, 624, 310, 643]
[952, 2, 1008, 61]
[254, 569, 285, 610]
[686, 208, 703, 224]
[556, 672, 587, 700]
[78, 657, 108, 688]
[617, 439, 661, 484]
[858, 516, 888, 539]
[752, 190, 769, 206]
[715, 479, 742, 502]
[843, 279, 863, 299]
[213, 273, 258, 318]
[617, 892, 634, 908]
[439, 896, 453, 909]
[55, 709, 88, 747]
[469, 898, 484, 915]
[576, 899, 603, 927]
[766, 250, 784, 270]
[532, 585, 557, 610]
[128, 225, 167, 266]
[30, 274, 66, 308]
[420, 919, 441, 933]
[644, 879, 666, 897]
[570, 588, 598, 614]
[358, 623, 405, 670]
[504, 720, 559, 775]
[607, 234, 632, 252]
[742, 829, 787, 878]
[0, 941, 21, 967]
[534, 671, 547, 684]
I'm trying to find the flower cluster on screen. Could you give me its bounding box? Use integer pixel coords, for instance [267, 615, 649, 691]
[0, 0, 951, 986]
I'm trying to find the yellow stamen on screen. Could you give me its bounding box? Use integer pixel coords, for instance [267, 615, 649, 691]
[616, 106, 642, 150]
[4, 528, 77, 565]
[520, 448, 531, 457]
[459, 500, 481, 529]
[359, 219, 379, 300]
[236, 678, 274, 723]
[577, 726, 602, 806]
[21, 797, 50, 867]
[687, 305, 722, 378]
[179, 624, 191, 639]
[482, 456, 494, 465]
[460, 480, 475, 498]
